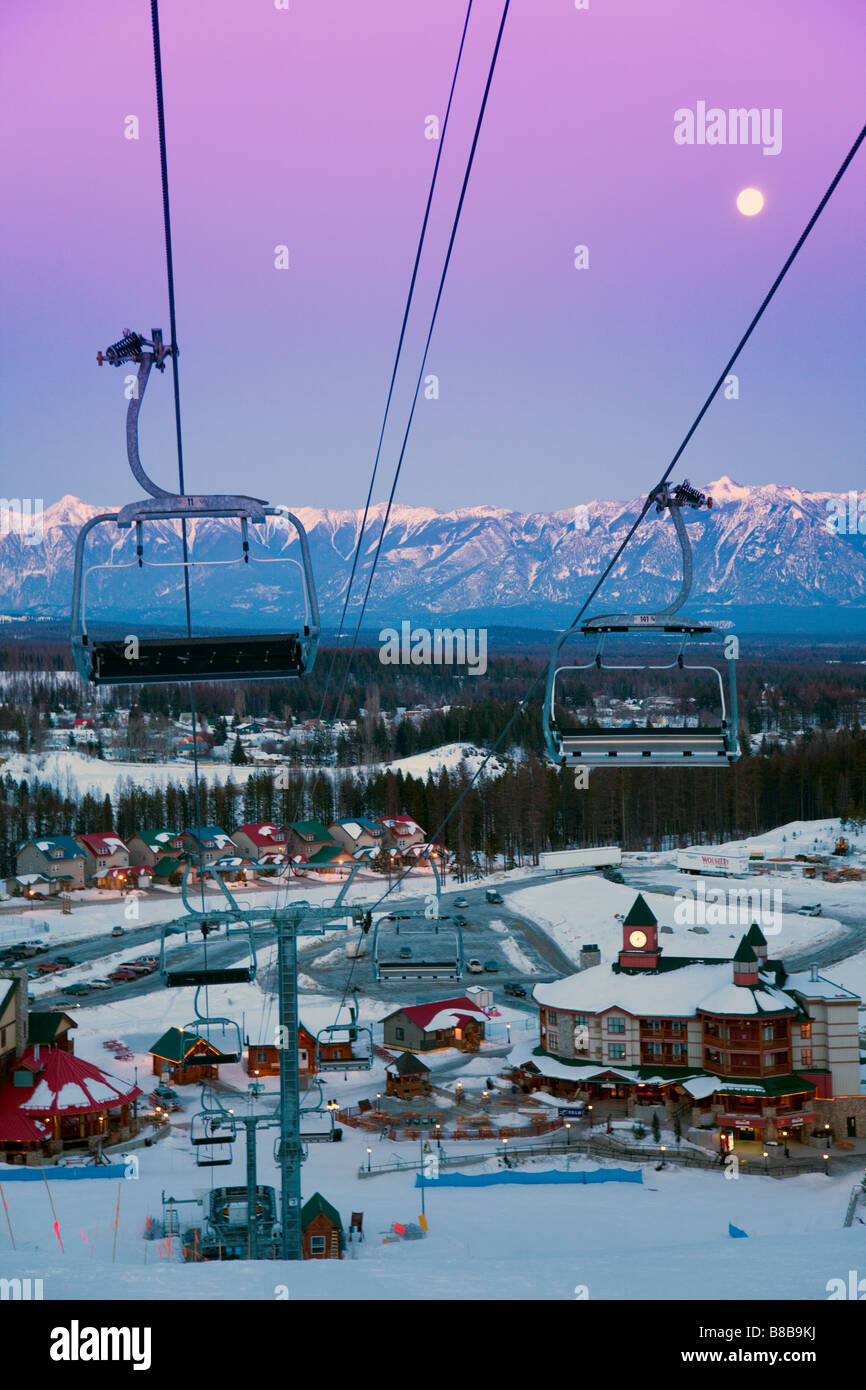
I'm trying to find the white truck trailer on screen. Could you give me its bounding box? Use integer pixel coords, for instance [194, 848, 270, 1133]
[676, 849, 749, 877]
[538, 847, 622, 874]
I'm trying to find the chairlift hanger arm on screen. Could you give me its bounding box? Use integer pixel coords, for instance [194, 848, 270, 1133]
[98, 325, 268, 511]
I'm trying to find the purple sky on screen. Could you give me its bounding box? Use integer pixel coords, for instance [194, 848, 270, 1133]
[2, 0, 864, 513]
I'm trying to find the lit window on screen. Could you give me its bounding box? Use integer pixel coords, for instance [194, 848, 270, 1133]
[609, 1044, 626, 1060]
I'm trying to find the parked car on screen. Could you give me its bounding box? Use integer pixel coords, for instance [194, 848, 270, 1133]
[62, 983, 92, 996]
[110, 926, 125, 938]
[466, 958, 483, 974]
[26, 969, 41, 981]
[89, 979, 113, 990]
[454, 897, 470, 909]
[483, 960, 499, 973]
[398, 946, 413, 960]
[54, 955, 76, 967]
[125, 963, 155, 976]
[798, 903, 823, 917]
[151, 1083, 179, 1103]
[504, 982, 527, 998]
[485, 889, 503, 904]
[453, 915, 467, 928]
[35, 962, 62, 974]
[108, 968, 138, 982]
[131, 956, 158, 966]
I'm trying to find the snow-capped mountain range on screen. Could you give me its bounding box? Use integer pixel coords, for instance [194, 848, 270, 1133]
[3, 479, 865, 628]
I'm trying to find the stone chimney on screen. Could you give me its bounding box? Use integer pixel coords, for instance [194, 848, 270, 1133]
[733, 937, 759, 988]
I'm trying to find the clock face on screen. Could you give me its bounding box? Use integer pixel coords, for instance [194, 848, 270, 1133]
[629, 929, 648, 949]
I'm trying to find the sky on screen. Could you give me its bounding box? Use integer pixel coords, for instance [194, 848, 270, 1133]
[1, 0, 864, 515]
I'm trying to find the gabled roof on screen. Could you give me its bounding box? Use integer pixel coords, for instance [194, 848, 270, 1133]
[332, 818, 383, 840]
[27, 1011, 77, 1045]
[21, 836, 85, 860]
[306, 845, 352, 866]
[386, 996, 489, 1032]
[623, 894, 657, 929]
[148, 1028, 229, 1063]
[287, 821, 334, 841]
[378, 815, 425, 836]
[152, 856, 184, 877]
[235, 823, 287, 846]
[0, 980, 17, 1025]
[387, 1051, 431, 1076]
[75, 833, 129, 857]
[129, 829, 182, 850]
[182, 827, 237, 849]
[301, 1191, 342, 1231]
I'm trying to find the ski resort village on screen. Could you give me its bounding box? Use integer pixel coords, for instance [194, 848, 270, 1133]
[2, 807, 866, 1302]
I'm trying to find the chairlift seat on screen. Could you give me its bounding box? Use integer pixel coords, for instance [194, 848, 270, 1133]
[165, 968, 252, 987]
[79, 633, 306, 686]
[557, 727, 734, 766]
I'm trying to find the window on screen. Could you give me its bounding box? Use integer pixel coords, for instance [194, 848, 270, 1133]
[646, 1041, 662, 1056]
[607, 1017, 625, 1034]
[547, 1010, 558, 1027]
[395, 1027, 404, 1041]
[609, 1044, 626, 1060]
[800, 1022, 811, 1040]
[256, 1050, 268, 1063]
[547, 1033, 559, 1052]
[310, 1236, 326, 1255]
[574, 1015, 589, 1028]
[643, 1019, 660, 1031]
[672, 1043, 686, 1056]
[671, 1021, 684, 1034]
[800, 1049, 813, 1067]
[762, 1024, 774, 1042]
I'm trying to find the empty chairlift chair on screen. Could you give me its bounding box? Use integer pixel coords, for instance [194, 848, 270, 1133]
[190, 1089, 237, 1168]
[70, 329, 320, 687]
[316, 1000, 373, 1073]
[543, 480, 740, 771]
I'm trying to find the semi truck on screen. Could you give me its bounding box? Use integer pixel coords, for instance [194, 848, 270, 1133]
[538, 847, 622, 874]
[676, 849, 749, 877]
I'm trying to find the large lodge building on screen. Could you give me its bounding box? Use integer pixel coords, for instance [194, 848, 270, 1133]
[513, 895, 863, 1150]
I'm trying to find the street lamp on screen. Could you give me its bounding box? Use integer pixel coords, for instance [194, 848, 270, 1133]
[823, 1152, 830, 1175]
[762, 1149, 769, 1172]
[565, 1122, 572, 1146]
[366, 1146, 371, 1172]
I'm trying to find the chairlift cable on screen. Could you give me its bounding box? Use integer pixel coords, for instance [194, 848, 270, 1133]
[150, 0, 206, 908]
[316, 0, 475, 730]
[331, 0, 512, 720]
[365, 117, 866, 911]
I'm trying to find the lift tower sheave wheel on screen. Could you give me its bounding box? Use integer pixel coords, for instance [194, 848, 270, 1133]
[544, 479, 741, 770]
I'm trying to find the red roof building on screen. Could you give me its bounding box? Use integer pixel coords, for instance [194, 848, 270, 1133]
[382, 996, 489, 1052]
[0, 1046, 141, 1155]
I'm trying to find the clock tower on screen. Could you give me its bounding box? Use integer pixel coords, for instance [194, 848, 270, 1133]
[618, 894, 661, 971]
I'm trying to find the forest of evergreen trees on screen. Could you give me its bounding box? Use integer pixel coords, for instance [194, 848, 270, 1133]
[2, 725, 865, 880]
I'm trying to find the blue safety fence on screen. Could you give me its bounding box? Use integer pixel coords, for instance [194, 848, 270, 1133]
[415, 1166, 642, 1188]
[0, 1164, 133, 1182]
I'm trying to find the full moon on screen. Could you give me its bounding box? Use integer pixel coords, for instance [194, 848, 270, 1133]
[736, 187, 765, 216]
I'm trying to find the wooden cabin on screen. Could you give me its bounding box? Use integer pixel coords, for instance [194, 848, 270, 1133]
[148, 1028, 230, 1085]
[246, 1024, 318, 1079]
[382, 997, 488, 1053]
[301, 1192, 343, 1260]
[386, 1052, 432, 1099]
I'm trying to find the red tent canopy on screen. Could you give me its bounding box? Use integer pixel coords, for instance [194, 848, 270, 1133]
[2, 1047, 141, 1119]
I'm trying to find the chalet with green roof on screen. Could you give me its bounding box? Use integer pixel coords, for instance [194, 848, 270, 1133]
[512, 894, 862, 1154]
[287, 820, 338, 858]
[148, 1027, 233, 1085]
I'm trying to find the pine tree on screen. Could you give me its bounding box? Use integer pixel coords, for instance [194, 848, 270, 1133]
[674, 1111, 682, 1146]
[651, 1111, 661, 1144]
[230, 735, 247, 766]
